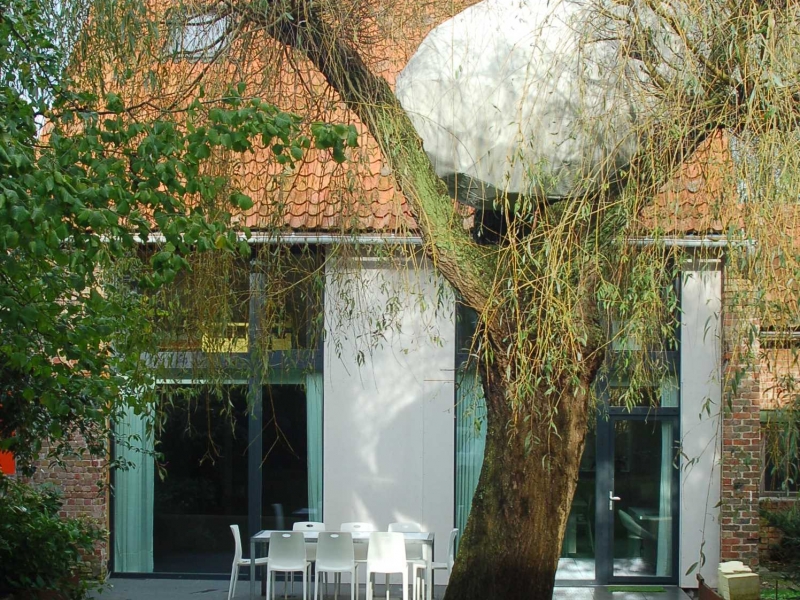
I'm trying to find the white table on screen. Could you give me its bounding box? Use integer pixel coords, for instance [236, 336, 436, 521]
[250, 530, 435, 600]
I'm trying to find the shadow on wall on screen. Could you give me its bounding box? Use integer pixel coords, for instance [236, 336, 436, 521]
[323, 259, 455, 544]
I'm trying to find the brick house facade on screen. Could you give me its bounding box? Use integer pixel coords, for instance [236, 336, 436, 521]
[720, 274, 763, 570]
[23, 438, 110, 575]
[7, 3, 797, 588]
[16, 251, 795, 584]
[717, 266, 800, 571]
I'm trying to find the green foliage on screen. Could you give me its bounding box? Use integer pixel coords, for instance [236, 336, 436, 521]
[0, 477, 103, 599]
[762, 503, 800, 571]
[0, 0, 355, 474]
[761, 585, 800, 600]
[310, 122, 359, 163]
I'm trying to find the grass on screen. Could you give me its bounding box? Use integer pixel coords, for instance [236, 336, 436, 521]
[605, 586, 666, 593]
[760, 560, 800, 600]
[761, 589, 800, 600]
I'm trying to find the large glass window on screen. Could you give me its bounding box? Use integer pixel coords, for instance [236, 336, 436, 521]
[114, 377, 320, 575]
[150, 254, 250, 353]
[153, 385, 249, 573]
[454, 302, 486, 539]
[559, 423, 597, 581]
[114, 245, 323, 575]
[606, 373, 679, 409]
[260, 384, 310, 529]
[455, 276, 680, 585]
[252, 246, 323, 351]
[165, 11, 230, 62]
[150, 248, 322, 353]
[455, 367, 486, 538]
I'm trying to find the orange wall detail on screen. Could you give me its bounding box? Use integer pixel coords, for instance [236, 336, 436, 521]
[0, 450, 15, 475]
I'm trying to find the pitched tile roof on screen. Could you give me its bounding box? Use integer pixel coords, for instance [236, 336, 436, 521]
[110, 6, 786, 240]
[233, 121, 414, 232]
[638, 130, 800, 330]
[640, 131, 741, 235]
[154, 1, 480, 234]
[219, 48, 415, 233]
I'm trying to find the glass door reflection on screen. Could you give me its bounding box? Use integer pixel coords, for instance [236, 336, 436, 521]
[556, 425, 596, 582]
[611, 419, 677, 579]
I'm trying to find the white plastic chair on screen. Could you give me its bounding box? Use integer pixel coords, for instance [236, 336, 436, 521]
[266, 531, 311, 600]
[340, 522, 377, 555]
[618, 509, 656, 559]
[228, 524, 269, 600]
[366, 532, 410, 600]
[389, 524, 426, 600]
[314, 532, 356, 600]
[340, 522, 377, 600]
[294, 522, 327, 562]
[412, 529, 457, 600]
[387, 522, 425, 561]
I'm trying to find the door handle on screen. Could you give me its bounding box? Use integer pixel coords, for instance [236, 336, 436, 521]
[609, 491, 621, 510]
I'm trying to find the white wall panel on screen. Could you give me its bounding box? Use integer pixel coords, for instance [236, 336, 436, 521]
[679, 260, 722, 588]
[323, 257, 456, 584]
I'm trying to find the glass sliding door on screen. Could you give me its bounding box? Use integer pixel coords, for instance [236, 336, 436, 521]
[556, 411, 678, 585]
[556, 425, 597, 582]
[113, 375, 320, 575]
[552, 379, 681, 587]
[152, 384, 250, 573]
[259, 383, 310, 530]
[607, 416, 678, 581]
[112, 244, 325, 575]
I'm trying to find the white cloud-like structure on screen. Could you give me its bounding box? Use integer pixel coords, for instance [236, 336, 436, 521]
[396, 0, 673, 206]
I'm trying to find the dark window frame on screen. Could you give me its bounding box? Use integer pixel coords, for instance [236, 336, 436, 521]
[761, 410, 800, 496]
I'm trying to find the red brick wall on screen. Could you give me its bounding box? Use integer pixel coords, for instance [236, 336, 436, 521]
[720, 274, 762, 569]
[29, 436, 110, 575]
[720, 369, 762, 568]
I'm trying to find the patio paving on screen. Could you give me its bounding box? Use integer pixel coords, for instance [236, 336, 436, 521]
[90, 578, 696, 600]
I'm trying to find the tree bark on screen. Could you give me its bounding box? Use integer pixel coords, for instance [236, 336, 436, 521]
[445, 340, 602, 600]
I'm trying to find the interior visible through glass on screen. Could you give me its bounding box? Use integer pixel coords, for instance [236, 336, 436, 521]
[612, 419, 675, 578]
[260, 384, 310, 530]
[150, 383, 312, 573]
[556, 425, 597, 581]
[152, 385, 249, 573]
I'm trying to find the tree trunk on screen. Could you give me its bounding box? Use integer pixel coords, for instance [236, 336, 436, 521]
[247, 6, 607, 599]
[446, 355, 600, 600]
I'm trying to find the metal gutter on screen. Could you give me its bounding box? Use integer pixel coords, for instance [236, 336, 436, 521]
[630, 235, 729, 248]
[139, 233, 754, 249]
[629, 235, 756, 250]
[137, 232, 424, 245]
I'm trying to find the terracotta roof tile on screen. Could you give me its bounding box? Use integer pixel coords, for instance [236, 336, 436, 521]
[640, 131, 741, 235]
[222, 4, 484, 234]
[96, 1, 484, 235]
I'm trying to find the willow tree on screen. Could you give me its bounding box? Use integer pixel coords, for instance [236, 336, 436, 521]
[70, 0, 800, 598]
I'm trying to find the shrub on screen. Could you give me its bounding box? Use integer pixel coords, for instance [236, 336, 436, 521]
[761, 503, 800, 581]
[0, 477, 103, 599]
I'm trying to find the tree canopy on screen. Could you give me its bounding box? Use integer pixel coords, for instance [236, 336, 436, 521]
[0, 0, 355, 473]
